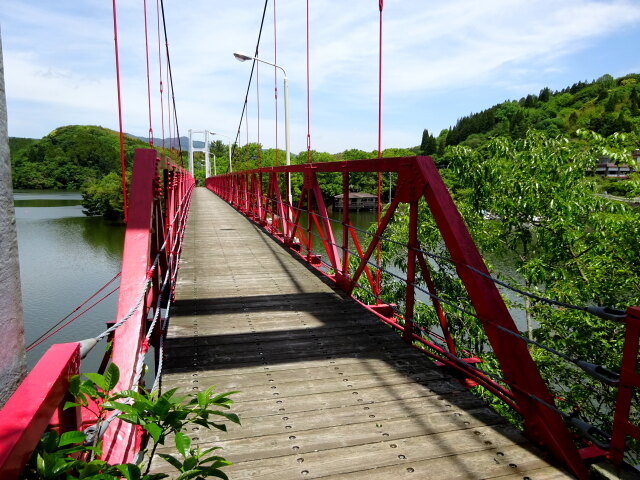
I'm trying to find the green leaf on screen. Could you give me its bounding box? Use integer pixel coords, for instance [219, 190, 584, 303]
[212, 411, 240, 425]
[174, 432, 190, 457]
[175, 469, 206, 480]
[63, 400, 83, 410]
[115, 463, 141, 480]
[182, 455, 198, 471]
[160, 387, 180, 402]
[59, 430, 86, 446]
[157, 453, 183, 471]
[153, 396, 173, 417]
[36, 452, 46, 476]
[143, 474, 170, 480]
[103, 363, 120, 391]
[119, 413, 144, 424]
[68, 375, 81, 396]
[204, 468, 229, 480]
[196, 392, 207, 408]
[144, 423, 163, 444]
[84, 373, 107, 391]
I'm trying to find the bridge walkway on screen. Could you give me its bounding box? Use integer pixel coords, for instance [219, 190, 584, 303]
[150, 187, 571, 479]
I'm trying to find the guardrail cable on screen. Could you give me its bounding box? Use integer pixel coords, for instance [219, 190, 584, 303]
[26, 272, 122, 352]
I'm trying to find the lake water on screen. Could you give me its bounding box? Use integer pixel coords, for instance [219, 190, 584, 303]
[14, 191, 124, 371]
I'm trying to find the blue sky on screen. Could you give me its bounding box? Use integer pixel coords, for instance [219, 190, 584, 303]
[2, 0, 640, 154]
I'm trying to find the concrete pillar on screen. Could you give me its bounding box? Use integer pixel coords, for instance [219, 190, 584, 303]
[204, 130, 211, 178]
[0, 31, 26, 406]
[188, 129, 194, 176]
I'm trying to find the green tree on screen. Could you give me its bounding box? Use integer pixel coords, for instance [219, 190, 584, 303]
[81, 171, 128, 220]
[379, 129, 640, 443]
[538, 87, 551, 102]
[420, 129, 437, 155]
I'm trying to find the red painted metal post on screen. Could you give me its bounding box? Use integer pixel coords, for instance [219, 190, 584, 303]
[402, 199, 418, 343]
[416, 251, 456, 355]
[310, 174, 340, 272]
[101, 149, 158, 465]
[610, 306, 640, 465]
[347, 198, 399, 294]
[305, 171, 314, 262]
[0, 343, 80, 480]
[340, 167, 350, 278]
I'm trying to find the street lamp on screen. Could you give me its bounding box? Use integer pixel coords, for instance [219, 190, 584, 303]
[233, 51, 291, 205]
[209, 131, 232, 174]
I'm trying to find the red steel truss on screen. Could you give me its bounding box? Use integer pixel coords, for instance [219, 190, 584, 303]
[206, 155, 640, 479]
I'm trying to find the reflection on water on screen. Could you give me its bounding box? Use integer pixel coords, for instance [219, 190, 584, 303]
[14, 191, 124, 371]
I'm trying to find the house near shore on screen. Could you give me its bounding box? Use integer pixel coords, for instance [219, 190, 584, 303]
[334, 192, 378, 211]
[593, 156, 632, 178]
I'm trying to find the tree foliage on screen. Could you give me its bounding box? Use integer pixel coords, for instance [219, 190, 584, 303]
[378, 129, 640, 451]
[11, 126, 148, 190]
[434, 73, 640, 149]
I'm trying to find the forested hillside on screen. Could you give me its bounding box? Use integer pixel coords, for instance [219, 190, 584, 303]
[10, 125, 149, 190]
[419, 73, 640, 153]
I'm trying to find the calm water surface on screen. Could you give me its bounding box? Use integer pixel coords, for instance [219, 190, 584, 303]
[14, 191, 124, 371]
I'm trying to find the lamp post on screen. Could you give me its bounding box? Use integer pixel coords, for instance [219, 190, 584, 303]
[209, 131, 232, 174]
[233, 52, 291, 205]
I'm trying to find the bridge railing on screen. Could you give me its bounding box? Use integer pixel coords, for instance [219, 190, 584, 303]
[207, 155, 639, 479]
[0, 149, 194, 478]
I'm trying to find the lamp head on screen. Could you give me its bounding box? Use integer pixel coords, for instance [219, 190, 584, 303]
[233, 52, 253, 62]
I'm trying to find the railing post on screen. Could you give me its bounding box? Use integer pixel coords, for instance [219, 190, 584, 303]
[101, 149, 158, 465]
[0, 343, 80, 480]
[402, 199, 418, 343]
[340, 166, 350, 280]
[610, 306, 640, 466]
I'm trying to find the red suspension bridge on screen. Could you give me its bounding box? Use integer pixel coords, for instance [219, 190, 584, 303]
[1, 151, 639, 478]
[1, 1, 640, 479]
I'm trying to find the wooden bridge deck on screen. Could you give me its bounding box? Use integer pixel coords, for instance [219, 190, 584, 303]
[151, 188, 571, 479]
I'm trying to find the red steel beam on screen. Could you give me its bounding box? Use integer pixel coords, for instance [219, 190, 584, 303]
[101, 149, 158, 465]
[0, 343, 80, 480]
[609, 306, 640, 465]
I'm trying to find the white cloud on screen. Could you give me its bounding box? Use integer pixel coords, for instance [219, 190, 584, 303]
[2, 0, 640, 152]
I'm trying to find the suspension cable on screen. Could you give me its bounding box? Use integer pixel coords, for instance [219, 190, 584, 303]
[375, 0, 384, 301]
[273, 0, 279, 167]
[110, 0, 129, 223]
[305, 0, 311, 163]
[155, 0, 165, 152]
[143, 0, 154, 146]
[25, 272, 122, 351]
[256, 58, 261, 168]
[160, 0, 182, 164]
[232, 0, 270, 160]
[166, 52, 172, 151]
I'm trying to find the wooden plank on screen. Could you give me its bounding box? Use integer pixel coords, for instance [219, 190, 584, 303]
[150, 188, 571, 480]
